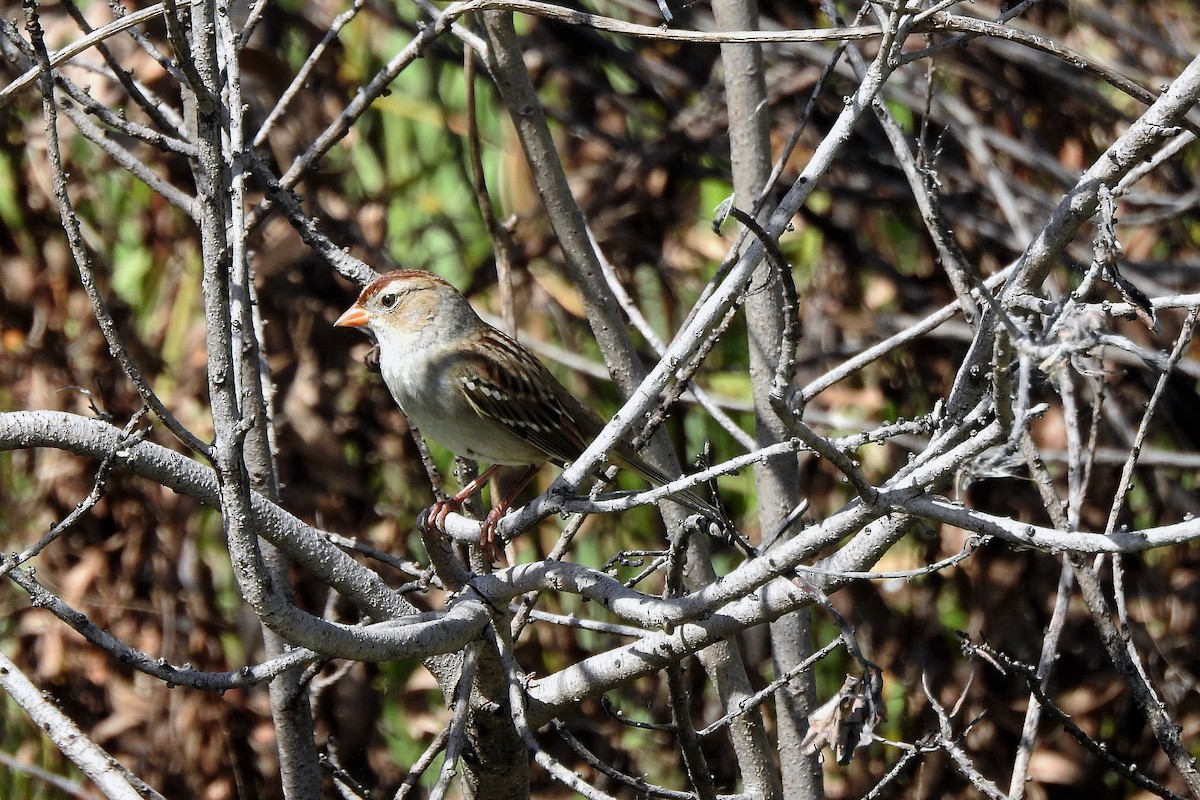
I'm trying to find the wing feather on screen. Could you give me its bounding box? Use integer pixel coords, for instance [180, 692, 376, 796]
[458, 330, 598, 466]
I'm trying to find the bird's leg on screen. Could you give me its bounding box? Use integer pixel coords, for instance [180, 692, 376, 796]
[431, 463, 505, 530]
[480, 464, 540, 554]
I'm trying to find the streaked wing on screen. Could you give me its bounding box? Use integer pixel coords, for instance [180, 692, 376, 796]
[458, 329, 597, 466]
[458, 328, 721, 520]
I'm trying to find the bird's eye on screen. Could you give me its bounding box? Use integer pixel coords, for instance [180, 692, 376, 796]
[379, 292, 399, 310]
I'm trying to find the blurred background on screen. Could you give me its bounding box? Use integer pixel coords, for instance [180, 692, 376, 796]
[2, 0, 1199, 796]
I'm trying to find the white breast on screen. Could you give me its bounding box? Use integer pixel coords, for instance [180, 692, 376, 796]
[377, 338, 542, 466]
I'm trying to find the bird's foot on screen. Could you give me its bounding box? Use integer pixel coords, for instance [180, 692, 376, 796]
[429, 497, 464, 532]
[418, 497, 506, 563]
[479, 506, 508, 564]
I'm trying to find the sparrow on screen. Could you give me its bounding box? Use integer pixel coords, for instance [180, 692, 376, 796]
[335, 270, 719, 551]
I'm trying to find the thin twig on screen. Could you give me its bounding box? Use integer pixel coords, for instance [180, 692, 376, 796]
[1, 0, 204, 107]
[58, 0, 182, 135]
[718, 204, 878, 502]
[697, 637, 842, 737]
[551, 723, 702, 800]
[23, 0, 209, 457]
[1, 405, 149, 576]
[431, 642, 479, 800]
[392, 727, 450, 800]
[663, 524, 717, 800]
[1072, 559, 1200, 795]
[970, 637, 1188, 800]
[1103, 305, 1200, 535]
[3, 560, 323, 689]
[252, 0, 366, 148]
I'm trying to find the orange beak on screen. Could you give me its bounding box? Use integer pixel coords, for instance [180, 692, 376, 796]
[334, 304, 369, 328]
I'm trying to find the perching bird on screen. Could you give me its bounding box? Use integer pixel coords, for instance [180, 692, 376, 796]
[335, 269, 719, 551]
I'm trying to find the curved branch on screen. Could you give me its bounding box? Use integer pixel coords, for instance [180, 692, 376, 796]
[905, 495, 1200, 553]
[0, 411, 403, 619]
[0, 411, 497, 661]
[0, 651, 165, 800]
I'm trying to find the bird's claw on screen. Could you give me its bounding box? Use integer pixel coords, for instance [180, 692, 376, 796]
[480, 507, 507, 564]
[417, 498, 463, 535]
[419, 497, 506, 563]
[431, 498, 462, 532]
